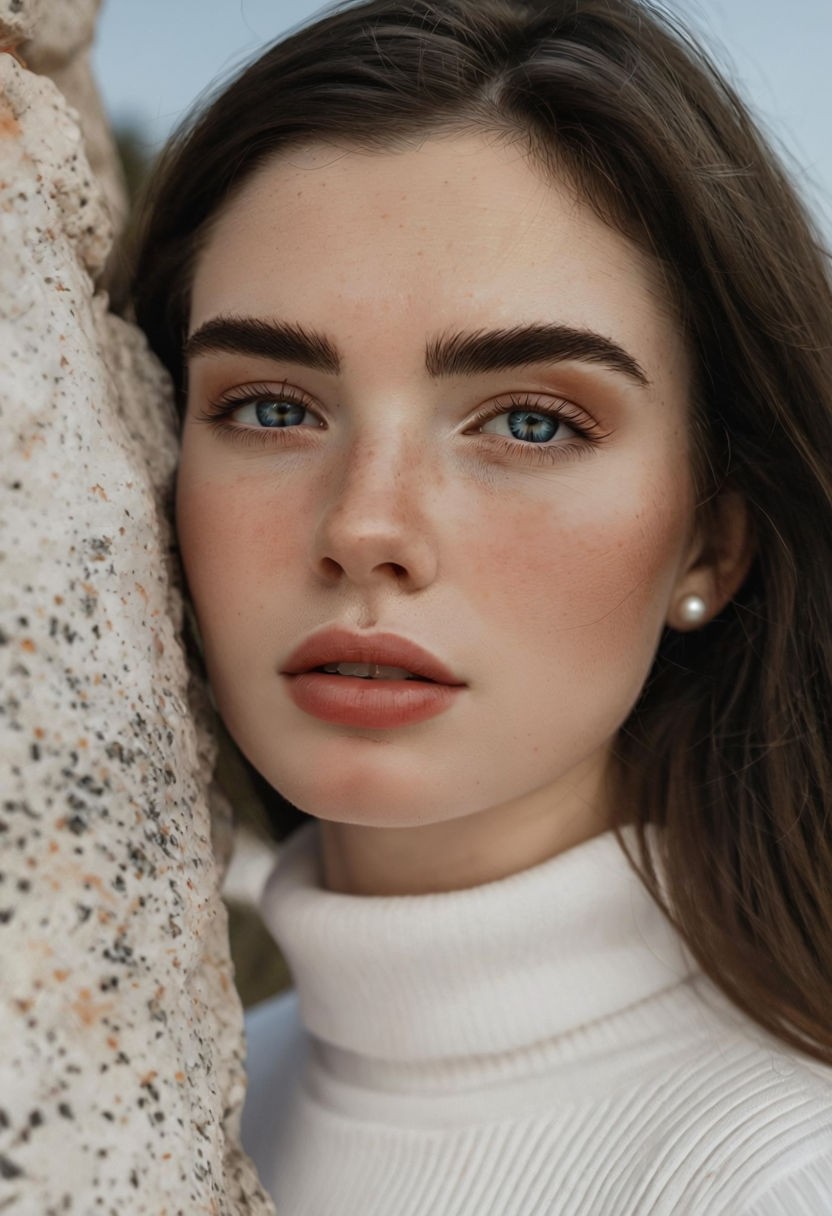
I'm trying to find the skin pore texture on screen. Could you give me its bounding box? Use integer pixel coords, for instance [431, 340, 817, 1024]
[177, 130, 751, 896]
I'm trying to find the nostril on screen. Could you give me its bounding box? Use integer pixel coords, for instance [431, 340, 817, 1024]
[320, 556, 342, 577]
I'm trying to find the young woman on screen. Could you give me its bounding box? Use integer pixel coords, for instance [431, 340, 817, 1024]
[130, 0, 832, 1211]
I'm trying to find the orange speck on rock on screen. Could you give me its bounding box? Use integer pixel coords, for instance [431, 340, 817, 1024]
[82, 873, 116, 903]
[60, 355, 69, 368]
[174, 1071, 186, 1083]
[0, 97, 21, 138]
[139, 1070, 158, 1087]
[34, 726, 45, 739]
[89, 484, 108, 501]
[107, 1035, 118, 1049]
[71, 987, 114, 1027]
[53, 595, 64, 605]
[21, 638, 36, 652]
[14, 998, 33, 1013]
[48, 840, 59, 854]
[135, 582, 148, 603]
[77, 737, 88, 749]
[53, 969, 70, 982]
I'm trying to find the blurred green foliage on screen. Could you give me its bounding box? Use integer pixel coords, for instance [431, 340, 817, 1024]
[114, 122, 154, 204]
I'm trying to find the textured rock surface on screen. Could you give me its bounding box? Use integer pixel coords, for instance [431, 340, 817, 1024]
[0, 25, 275, 1216]
[0, 0, 40, 47]
[20, 0, 129, 277]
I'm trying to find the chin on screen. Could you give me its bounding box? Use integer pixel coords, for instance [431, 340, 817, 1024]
[277, 775, 455, 829]
[261, 748, 473, 830]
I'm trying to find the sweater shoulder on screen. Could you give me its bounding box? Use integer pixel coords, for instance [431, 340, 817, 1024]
[633, 977, 832, 1211]
[241, 987, 305, 1166]
[737, 1146, 832, 1214]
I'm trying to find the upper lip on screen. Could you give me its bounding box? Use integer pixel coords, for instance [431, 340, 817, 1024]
[281, 627, 465, 685]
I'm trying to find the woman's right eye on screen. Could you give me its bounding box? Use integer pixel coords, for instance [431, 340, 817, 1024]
[228, 397, 319, 428]
[193, 384, 325, 435]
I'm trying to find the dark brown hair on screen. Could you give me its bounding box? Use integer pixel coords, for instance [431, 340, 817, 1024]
[129, 0, 832, 1066]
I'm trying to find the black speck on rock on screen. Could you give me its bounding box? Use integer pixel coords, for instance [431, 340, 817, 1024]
[0, 1153, 24, 1180]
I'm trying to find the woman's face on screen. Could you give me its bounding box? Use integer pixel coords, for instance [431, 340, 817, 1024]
[178, 131, 698, 840]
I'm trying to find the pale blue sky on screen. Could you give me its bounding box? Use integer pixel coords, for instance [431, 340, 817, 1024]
[92, 0, 832, 234]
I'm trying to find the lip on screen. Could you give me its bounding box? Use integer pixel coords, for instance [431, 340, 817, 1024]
[280, 627, 466, 729]
[281, 628, 465, 686]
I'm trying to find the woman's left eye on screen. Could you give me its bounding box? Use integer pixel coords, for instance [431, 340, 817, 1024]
[479, 407, 576, 444]
[470, 396, 601, 450]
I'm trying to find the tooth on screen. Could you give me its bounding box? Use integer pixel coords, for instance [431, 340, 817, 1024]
[321, 662, 416, 679]
[337, 662, 373, 677]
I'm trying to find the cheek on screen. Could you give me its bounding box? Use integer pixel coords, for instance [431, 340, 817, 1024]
[175, 460, 305, 636]
[460, 462, 693, 669]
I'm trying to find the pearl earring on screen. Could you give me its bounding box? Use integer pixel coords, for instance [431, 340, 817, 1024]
[678, 593, 708, 626]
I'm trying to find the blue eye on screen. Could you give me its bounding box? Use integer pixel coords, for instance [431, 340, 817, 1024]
[253, 399, 309, 428]
[481, 408, 575, 444]
[214, 393, 321, 432]
[506, 410, 558, 443]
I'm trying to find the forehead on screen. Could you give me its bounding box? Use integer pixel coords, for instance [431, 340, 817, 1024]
[189, 132, 683, 372]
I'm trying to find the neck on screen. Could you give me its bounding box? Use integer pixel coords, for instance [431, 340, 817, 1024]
[318, 756, 612, 895]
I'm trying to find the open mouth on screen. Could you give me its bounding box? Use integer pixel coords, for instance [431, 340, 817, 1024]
[285, 644, 462, 727]
[315, 663, 434, 682]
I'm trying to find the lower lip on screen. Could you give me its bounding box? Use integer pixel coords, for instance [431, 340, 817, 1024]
[284, 672, 462, 728]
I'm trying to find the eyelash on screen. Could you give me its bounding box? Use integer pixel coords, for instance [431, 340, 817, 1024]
[193, 382, 320, 448]
[471, 396, 609, 463]
[193, 382, 611, 465]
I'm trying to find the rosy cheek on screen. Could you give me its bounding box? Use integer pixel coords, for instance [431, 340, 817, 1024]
[457, 468, 690, 656]
[175, 469, 282, 611]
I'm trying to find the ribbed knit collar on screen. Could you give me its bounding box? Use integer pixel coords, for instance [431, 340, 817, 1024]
[257, 820, 698, 1065]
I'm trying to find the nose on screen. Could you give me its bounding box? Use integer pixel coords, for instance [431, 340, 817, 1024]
[311, 432, 440, 593]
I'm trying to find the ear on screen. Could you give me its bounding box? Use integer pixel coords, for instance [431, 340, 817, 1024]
[668, 488, 755, 631]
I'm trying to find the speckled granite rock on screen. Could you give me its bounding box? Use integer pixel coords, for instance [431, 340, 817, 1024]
[19, 0, 129, 279]
[0, 0, 40, 46]
[0, 37, 275, 1216]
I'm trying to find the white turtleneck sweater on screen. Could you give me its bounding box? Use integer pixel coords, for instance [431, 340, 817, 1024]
[241, 821, 832, 1215]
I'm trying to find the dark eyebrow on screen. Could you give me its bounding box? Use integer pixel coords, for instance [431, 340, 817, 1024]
[184, 315, 341, 374]
[425, 324, 650, 386]
[184, 315, 649, 387]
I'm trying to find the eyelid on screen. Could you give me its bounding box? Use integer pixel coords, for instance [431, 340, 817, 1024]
[193, 380, 326, 424]
[465, 392, 603, 438]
